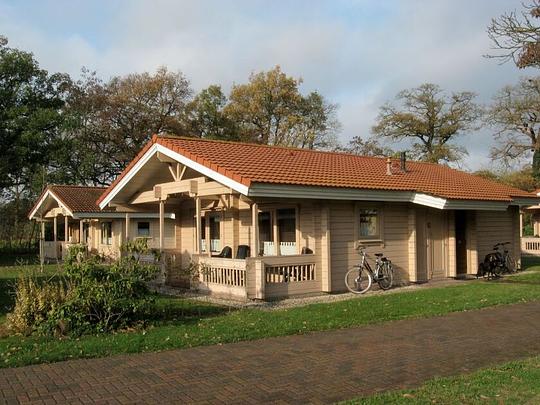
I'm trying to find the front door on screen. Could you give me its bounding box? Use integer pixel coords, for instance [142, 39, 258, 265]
[427, 210, 447, 279]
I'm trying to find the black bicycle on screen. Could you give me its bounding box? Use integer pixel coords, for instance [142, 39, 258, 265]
[345, 247, 394, 294]
[478, 242, 517, 279]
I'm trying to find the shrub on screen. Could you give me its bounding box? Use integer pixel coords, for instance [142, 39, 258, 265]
[6, 273, 70, 336]
[7, 243, 159, 337]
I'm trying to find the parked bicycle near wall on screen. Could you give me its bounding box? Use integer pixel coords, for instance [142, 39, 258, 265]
[478, 241, 517, 279]
[345, 246, 394, 294]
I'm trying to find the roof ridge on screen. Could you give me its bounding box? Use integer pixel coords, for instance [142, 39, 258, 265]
[49, 184, 108, 190]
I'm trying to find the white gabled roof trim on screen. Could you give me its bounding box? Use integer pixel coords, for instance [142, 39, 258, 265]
[28, 189, 74, 220]
[99, 143, 250, 209]
[154, 144, 250, 195]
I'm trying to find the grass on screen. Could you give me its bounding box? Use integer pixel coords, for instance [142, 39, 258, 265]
[343, 355, 540, 404]
[0, 260, 539, 369]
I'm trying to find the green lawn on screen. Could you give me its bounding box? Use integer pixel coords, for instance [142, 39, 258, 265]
[344, 355, 540, 404]
[0, 261, 540, 368]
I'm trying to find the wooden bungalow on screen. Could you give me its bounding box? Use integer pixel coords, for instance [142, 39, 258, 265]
[88, 135, 539, 300]
[29, 185, 176, 261]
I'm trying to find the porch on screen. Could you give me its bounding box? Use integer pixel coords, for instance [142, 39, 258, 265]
[161, 252, 318, 300]
[521, 237, 540, 256]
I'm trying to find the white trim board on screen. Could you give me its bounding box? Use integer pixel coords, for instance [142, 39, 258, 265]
[28, 189, 74, 219]
[248, 183, 515, 211]
[74, 212, 176, 220]
[98, 143, 249, 209]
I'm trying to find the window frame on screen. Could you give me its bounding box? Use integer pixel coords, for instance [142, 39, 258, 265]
[101, 221, 113, 246]
[355, 203, 384, 244]
[137, 221, 151, 238]
[257, 205, 300, 256]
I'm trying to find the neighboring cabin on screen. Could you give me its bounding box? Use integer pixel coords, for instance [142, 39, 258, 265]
[30, 135, 539, 300]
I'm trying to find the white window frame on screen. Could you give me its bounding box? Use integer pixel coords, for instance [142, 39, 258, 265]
[101, 221, 113, 246]
[137, 221, 151, 238]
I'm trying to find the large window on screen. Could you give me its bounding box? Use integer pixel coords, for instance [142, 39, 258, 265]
[137, 222, 150, 237]
[101, 222, 113, 245]
[358, 209, 380, 239]
[258, 207, 297, 256]
[209, 214, 221, 252]
[258, 211, 274, 255]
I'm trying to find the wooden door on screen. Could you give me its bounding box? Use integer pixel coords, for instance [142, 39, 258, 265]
[455, 211, 467, 275]
[427, 210, 447, 279]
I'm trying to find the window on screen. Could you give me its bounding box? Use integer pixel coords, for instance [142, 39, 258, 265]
[137, 222, 150, 237]
[101, 222, 113, 245]
[258, 207, 298, 256]
[258, 211, 274, 255]
[358, 209, 380, 239]
[209, 215, 221, 252]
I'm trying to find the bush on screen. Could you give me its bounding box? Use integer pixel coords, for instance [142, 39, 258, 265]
[7, 242, 159, 336]
[6, 273, 70, 336]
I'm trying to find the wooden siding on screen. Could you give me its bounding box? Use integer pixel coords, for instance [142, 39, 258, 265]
[329, 201, 410, 292]
[476, 207, 520, 269]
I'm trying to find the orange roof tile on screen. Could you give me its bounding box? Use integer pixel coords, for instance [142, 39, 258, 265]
[32, 185, 111, 215]
[98, 135, 537, 204]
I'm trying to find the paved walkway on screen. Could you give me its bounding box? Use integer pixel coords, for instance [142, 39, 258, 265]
[1, 302, 540, 404]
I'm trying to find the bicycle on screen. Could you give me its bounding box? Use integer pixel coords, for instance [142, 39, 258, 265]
[478, 241, 517, 279]
[345, 246, 394, 294]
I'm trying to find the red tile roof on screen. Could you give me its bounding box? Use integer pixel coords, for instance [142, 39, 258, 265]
[98, 135, 537, 204]
[32, 185, 111, 216]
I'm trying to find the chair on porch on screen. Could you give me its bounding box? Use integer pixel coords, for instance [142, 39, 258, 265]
[215, 246, 232, 258]
[236, 245, 250, 259]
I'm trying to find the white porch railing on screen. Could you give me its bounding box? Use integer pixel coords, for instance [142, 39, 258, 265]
[260, 241, 298, 256]
[522, 237, 540, 256]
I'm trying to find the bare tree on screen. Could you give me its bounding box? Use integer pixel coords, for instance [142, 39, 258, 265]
[486, 1, 540, 68]
[372, 83, 482, 164]
[488, 76, 540, 178]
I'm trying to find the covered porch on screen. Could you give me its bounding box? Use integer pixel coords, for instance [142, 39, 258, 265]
[100, 148, 328, 300]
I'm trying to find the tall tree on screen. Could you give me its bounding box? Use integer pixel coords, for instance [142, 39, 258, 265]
[184, 85, 241, 141]
[345, 135, 394, 157]
[486, 1, 540, 69]
[224, 66, 339, 149]
[372, 83, 482, 164]
[0, 36, 69, 240]
[63, 67, 192, 185]
[487, 76, 540, 180]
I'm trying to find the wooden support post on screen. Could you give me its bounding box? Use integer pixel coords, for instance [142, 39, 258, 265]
[519, 211, 523, 237]
[53, 216, 58, 261]
[447, 211, 456, 278]
[64, 216, 69, 243]
[205, 211, 211, 258]
[251, 202, 259, 257]
[254, 259, 265, 299]
[40, 218, 45, 271]
[195, 197, 202, 254]
[320, 205, 332, 292]
[159, 200, 165, 252]
[125, 213, 130, 242]
[79, 220, 84, 243]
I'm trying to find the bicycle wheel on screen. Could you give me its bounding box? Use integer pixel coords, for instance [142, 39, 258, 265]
[377, 261, 393, 290]
[345, 266, 372, 294]
[505, 254, 517, 273]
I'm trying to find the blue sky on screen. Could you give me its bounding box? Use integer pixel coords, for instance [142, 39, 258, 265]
[0, 0, 535, 170]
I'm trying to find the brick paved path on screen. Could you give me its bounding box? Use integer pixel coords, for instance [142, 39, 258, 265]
[1, 301, 540, 404]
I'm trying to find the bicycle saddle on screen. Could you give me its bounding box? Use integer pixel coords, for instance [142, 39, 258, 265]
[375, 253, 384, 257]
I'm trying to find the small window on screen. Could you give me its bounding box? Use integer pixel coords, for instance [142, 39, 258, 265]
[101, 222, 113, 245]
[359, 209, 379, 239]
[209, 215, 221, 252]
[137, 222, 150, 237]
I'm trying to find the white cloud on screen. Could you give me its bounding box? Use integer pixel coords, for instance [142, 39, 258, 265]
[0, 0, 531, 170]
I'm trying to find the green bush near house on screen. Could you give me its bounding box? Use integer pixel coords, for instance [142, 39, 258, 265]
[6, 241, 159, 336]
